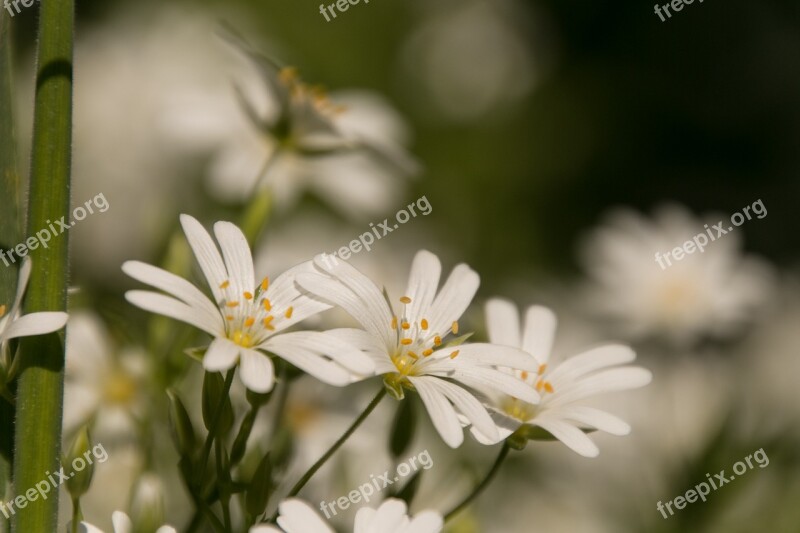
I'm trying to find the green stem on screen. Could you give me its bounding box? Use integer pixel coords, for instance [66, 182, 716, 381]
[198, 369, 235, 484]
[285, 388, 386, 500]
[12, 0, 74, 530]
[444, 442, 511, 521]
[214, 440, 232, 531]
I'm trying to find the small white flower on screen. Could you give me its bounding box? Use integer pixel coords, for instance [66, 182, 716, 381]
[0, 258, 68, 360]
[123, 214, 374, 393]
[472, 299, 652, 457]
[250, 498, 443, 533]
[581, 205, 773, 345]
[297, 250, 540, 448]
[63, 313, 148, 440]
[77, 511, 175, 533]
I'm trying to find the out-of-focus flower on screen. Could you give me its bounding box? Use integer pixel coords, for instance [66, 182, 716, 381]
[123, 215, 374, 393]
[251, 498, 443, 533]
[63, 313, 149, 441]
[472, 300, 651, 457]
[77, 510, 176, 533]
[0, 258, 68, 365]
[194, 48, 419, 217]
[580, 205, 773, 345]
[400, 0, 541, 122]
[298, 250, 539, 448]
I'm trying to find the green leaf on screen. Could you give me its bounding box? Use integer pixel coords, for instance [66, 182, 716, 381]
[167, 390, 197, 460]
[444, 332, 474, 348]
[202, 372, 234, 437]
[245, 452, 273, 518]
[389, 397, 417, 458]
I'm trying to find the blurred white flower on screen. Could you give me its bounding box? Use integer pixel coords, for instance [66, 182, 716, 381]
[63, 313, 148, 441]
[77, 510, 176, 533]
[298, 250, 539, 448]
[472, 300, 651, 457]
[251, 498, 442, 533]
[400, 0, 541, 122]
[0, 258, 68, 368]
[581, 205, 773, 345]
[192, 53, 419, 217]
[123, 215, 374, 393]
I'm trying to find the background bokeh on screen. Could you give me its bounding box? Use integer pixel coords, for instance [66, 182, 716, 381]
[7, 0, 800, 531]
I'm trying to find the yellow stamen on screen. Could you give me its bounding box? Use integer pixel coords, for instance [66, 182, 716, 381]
[422, 348, 433, 357]
[407, 351, 419, 360]
[420, 318, 429, 330]
[226, 315, 234, 321]
[538, 364, 547, 375]
[400, 296, 412, 304]
[226, 301, 240, 308]
[285, 307, 294, 319]
[391, 317, 398, 330]
[434, 336, 442, 346]
[449, 350, 460, 359]
[0, 304, 5, 318]
[452, 321, 459, 334]
[279, 66, 298, 84]
[261, 277, 269, 291]
[521, 371, 529, 380]
[263, 298, 272, 311]
[219, 280, 230, 289]
[400, 338, 413, 346]
[544, 382, 555, 393]
[244, 317, 255, 327]
[401, 321, 410, 330]
[263, 316, 275, 330]
[243, 291, 253, 300]
[535, 380, 544, 392]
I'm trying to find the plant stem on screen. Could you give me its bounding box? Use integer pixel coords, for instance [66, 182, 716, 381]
[285, 388, 386, 500]
[444, 442, 511, 522]
[198, 369, 235, 483]
[12, 0, 74, 530]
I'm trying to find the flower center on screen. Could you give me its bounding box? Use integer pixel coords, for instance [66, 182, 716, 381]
[217, 277, 293, 348]
[504, 364, 555, 422]
[386, 295, 461, 378]
[103, 372, 137, 405]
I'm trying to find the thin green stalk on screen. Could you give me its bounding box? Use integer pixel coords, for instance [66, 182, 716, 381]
[444, 442, 511, 521]
[0, 9, 21, 533]
[198, 369, 235, 484]
[11, 0, 74, 530]
[285, 388, 386, 500]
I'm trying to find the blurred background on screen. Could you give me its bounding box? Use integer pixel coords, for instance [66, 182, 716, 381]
[8, 0, 800, 531]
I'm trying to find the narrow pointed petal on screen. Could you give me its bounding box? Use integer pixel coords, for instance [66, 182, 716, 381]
[0, 311, 68, 342]
[484, 298, 520, 347]
[180, 214, 228, 301]
[533, 418, 600, 458]
[404, 250, 441, 321]
[112, 511, 134, 533]
[550, 406, 631, 435]
[125, 291, 222, 337]
[424, 378, 499, 442]
[546, 344, 636, 384]
[214, 220, 255, 294]
[521, 305, 557, 364]
[10, 256, 33, 316]
[548, 367, 652, 407]
[405, 510, 445, 533]
[409, 376, 464, 448]
[444, 343, 539, 371]
[276, 499, 335, 533]
[427, 264, 479, 335]
[435, 366, 539, 405]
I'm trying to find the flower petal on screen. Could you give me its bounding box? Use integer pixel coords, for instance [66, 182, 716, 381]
[276, 499, 334, 533]
[408, 376, 464, 448]
[180, 214, 228, 301]
[546, 344, 636, 385]
[239, 349, 275, 393]
[421, 378, 499, 443]
[427, 263, 479, 336]
[214, 220, 255, 294]
[431, 366, 539, 405]
[438, 343, 539, 371]
[548, 406, 631, 435]
[484, 298, 520, 348]
[547, 367, 652, 408]
[532, 417, 600, 457]
[404, 510, 444, 533]
[203, 337, 240, 372]
[112, 511, 133, 533]
[0, 311, 68, 342]
[9, 256, 32, 318]
[404, 250, 441, 322]
[521, 305, 557, 364]
[122, 261, 219, 329]
[125, 291, 222, 337]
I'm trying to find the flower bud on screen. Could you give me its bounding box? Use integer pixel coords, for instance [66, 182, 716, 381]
[129, 473, 166, 533]
[64, 427, 95, 499]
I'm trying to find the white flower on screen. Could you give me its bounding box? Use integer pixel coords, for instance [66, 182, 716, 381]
[250, 498, 443, 533]
[0, 258, 68, 361]
[297, 250, 540, 448]
[63, 313, 148, 441]
[581, 205, 773, 345]
[122, 214, 374, 393]
[77, 511, 175, 533]
[472, 299, 652, 457]
[203, 59, 419, 218]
